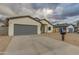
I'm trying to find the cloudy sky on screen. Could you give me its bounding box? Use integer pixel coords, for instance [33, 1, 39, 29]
[0, 3, 79, 24]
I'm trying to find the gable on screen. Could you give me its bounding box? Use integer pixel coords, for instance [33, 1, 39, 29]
[67, 25, 74, 28]
[40, 20, 48, 24]
[9, 17, 41, 26]
[7, 16, 42, 25]
[40, 19, 53, 26]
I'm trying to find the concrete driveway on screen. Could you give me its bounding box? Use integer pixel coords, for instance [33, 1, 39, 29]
[4, 35, 79, 55]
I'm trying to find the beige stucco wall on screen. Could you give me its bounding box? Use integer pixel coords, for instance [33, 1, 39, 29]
[8, 18, 41, 36]
[40, 20, 53, 33]
[47, 24, 53, 33]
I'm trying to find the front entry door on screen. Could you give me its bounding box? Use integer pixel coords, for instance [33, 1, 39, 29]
[41, 24, 47, 33]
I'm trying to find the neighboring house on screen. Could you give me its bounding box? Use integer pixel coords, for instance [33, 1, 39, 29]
[73, 25, 77, 32]
[6, 15, 53, 36]
[66, 25, 74, 33]
[53, 23, 68, 33]
[77, 21, 79, 27]
[53, 25, 59, 33]
[76, 21, 79, 33]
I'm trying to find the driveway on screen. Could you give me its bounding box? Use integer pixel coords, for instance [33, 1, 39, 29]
[4, 35, 79, 55]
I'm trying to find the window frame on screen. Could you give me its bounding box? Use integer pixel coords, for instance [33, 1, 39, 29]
[48, 27, 51, 31]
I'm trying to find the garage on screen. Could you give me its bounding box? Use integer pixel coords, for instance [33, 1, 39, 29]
[8, 16, 42, 36]
[14, 24, 37, 35]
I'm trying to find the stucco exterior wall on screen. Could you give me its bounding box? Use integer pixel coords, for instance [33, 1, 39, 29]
[66, 25, 74, 32]
[8, 18, 41, 36]
[47, 24, 53, 33]
[40, 20, 53, 33]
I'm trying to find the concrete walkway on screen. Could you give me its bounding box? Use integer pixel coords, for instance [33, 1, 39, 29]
[4, 35, 79, 55]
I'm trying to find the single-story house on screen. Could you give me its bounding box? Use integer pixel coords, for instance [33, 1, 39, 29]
[66, 25, 74, 33]
[53, 23, 68, 33]
[53, 25, 60, 33]
[76, 21, 79, 33]
[6, 15, 53, 36]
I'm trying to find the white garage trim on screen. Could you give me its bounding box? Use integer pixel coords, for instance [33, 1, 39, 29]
[8, 16, 41, 36]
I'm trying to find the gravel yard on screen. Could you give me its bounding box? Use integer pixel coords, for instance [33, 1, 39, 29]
[43, 33, 79, 47]
[0, 36, 10, 54]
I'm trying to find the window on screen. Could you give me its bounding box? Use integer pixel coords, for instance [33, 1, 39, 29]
[48, 27, 51, 30]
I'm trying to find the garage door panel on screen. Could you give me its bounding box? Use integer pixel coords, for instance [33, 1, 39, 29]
[14, 24, 37, 35]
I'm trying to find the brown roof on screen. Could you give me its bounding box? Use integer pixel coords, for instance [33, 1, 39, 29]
[6, 15, 42, 24]
[41, 19, 53, 26]
[5, 15, 53, 26]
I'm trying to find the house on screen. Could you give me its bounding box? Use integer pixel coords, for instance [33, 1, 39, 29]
[40, 19, 53, 33]
[53, 23, 68, 33]
[66, 25, 74, 33]
[76, 21, 79, 33]
[53, 25, 60, 33]
[72, 25, 77, 32]
[0, 19, 8, 35]
[6, 15, 53, 36]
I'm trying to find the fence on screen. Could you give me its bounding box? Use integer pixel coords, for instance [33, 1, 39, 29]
[0, 27, 8, 35]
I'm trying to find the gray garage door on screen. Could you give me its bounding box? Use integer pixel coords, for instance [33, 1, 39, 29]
[14, 24, 37, 35]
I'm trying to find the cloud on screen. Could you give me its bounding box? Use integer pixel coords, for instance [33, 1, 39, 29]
[64, 15, 79, 23]
[54, 3, 79, 18]
[54, 6, 64, 15]
[0, 3, 58, 20]
[32, 3, 59, 9]
[43, 8, 53, 15]
[62, 4, 79, 17]
[32, 3, 59, 19]
[1, 3, 79, 24]
[33, 8, 54, 19]
[0, 4, 17, 16]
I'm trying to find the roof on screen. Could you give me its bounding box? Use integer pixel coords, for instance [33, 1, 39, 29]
[53, 23, 69, 28]
[5, 15, 53, 26]
[41, 19, 53, 26]
[6, 15, 42, 24]
[67, 25, 74, 28]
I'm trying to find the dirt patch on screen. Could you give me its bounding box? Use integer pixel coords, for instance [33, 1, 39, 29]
[0, 36, 11, 52]
[43, 33, 79, 47]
